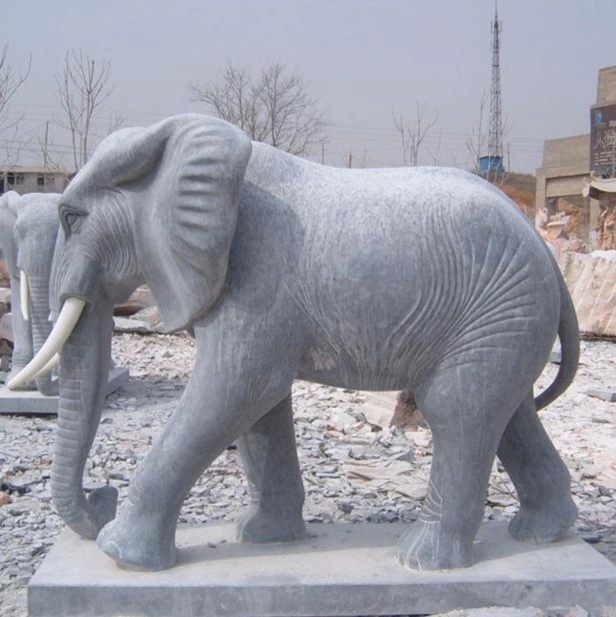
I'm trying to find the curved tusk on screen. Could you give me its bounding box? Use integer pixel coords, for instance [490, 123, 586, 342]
[20, 271, 30, 322]
[32, 353, 61, 380]
[7, 298, 86, 390]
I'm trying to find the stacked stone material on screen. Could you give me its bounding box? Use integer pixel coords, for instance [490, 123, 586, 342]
[561, 250, 616, 337]
[0, 259, 10, 287]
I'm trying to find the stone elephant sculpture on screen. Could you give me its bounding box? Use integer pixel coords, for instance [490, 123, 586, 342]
[0, 191, 60, 395]
[10, 114, 579, 572]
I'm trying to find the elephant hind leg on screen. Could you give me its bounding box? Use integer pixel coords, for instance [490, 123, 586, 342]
[497, 393, 577, 543]
[235, 392, 307, 544]
[397, 359, 524, 571]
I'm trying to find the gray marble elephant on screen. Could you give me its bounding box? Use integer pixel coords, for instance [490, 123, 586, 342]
[0, 191, 60, 395]
[10, 114, 579, 572]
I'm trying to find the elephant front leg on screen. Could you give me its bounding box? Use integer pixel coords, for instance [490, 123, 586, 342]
[236, 393, 307, 544]
[97, 341, 296, 571]
[97, 388, 252, 569]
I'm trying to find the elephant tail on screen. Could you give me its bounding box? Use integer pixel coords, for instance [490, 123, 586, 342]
[534, 268, 579, 411]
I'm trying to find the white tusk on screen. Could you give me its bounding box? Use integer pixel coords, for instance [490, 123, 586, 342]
[7, 298, 86, 390]
[32, 353, 61, 380]
[20, 271, 30, 322]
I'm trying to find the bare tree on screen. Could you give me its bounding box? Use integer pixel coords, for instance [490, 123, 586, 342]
[37, 128, 71, 179]
[189, 61, 328, 157]
[465, 91, 488, 173]
[393, 101, 438, 166]
[55, 50, 121, 171]
[0, 45, 31, 165]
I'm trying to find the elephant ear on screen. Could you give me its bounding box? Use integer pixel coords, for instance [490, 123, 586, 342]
[0, 191, 21, 271]
[131, 115, 252, 332]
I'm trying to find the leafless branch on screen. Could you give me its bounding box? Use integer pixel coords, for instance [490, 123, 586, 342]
[55, 49, 118, 170]
[0, 45, 31, 165]
[427, 128, 443, 165]
[38, 132, 66, 172]
[190, 61, 328, 157]
[465, 91, 488, 172]
[394, 101, 438, 166]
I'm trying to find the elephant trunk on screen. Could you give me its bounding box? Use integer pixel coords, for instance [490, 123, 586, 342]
[51, 299, 117, 540]
[7, 274, 34, 383]
[27, 274, 57, 396]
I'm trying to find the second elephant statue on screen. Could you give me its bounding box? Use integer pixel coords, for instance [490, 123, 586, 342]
[10, 114, 579, 572]
[0, 191, 60, 395]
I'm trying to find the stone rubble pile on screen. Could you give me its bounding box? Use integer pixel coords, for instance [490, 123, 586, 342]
[0, 333, 615, 617]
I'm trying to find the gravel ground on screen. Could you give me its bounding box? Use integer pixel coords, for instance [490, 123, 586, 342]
[0, 333, 615, 617]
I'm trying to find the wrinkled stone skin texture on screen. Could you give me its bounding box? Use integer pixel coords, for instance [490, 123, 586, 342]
[44, 114, 578, 572]
[0, 191, 60, 395]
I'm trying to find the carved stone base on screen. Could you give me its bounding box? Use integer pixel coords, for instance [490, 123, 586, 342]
[0, 367, 129, 415]
[28, 522, 616, 616]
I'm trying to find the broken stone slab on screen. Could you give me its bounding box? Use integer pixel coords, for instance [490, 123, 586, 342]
[434, 609, 575, 617]
[0, 261, 10, 287]
[361, 391, 399, 429]
[131, 306, 162, 329]
[0, 367, 130, 415]
[560, 251, 616, 337]
[113, 307, 166, 334]
[550, 349, 562, 364]
[28, 522, 616, 617]
[0, 311, 13, 342]
[0, 288, 11, 322]
[113, 316, 158, 334]
[114, 285, 156, 316]
[587, 388, 616, 403]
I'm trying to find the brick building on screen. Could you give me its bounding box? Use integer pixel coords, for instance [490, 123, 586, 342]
[0, 166, 70, 195]
[536, 65, 616, 246]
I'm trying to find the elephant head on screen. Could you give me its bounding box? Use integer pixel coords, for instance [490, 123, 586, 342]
[0, 191, 60, 394]
[8, 114, 252, 539]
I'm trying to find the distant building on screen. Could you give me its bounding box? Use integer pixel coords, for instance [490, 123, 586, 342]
[536, 66, 616, 245]
[0, 166, 70, 195]
[477, 155, 504, 174]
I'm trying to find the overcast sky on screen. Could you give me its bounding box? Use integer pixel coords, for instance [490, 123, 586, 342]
[5, 0, 616, 173]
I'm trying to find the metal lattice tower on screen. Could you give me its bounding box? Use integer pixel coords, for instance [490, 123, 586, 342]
[487, 3, 504, 171]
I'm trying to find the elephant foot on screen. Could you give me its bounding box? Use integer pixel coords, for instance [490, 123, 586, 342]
[97, 516, 177, 571]
[397, 520, 473, 571]
[508, 496, 577, 544]
[236, 506, 307, 544]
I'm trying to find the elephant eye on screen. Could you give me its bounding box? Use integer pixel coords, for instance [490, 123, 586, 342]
[65, 213, 78, 227]
[60, 207, 83, 236]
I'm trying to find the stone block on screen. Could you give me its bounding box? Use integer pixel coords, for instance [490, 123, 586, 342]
[28, 522, 616, 617]
[113, 315, 161, 334]
[587, 388, 616, 402]
[561, 251, 616, 337]
[114, 285, 156, 316]
[0, 260, 10, 287]
[0, 367, 130, 415]
[0, 311, 13, 342]
[550, 349, 562, 364]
